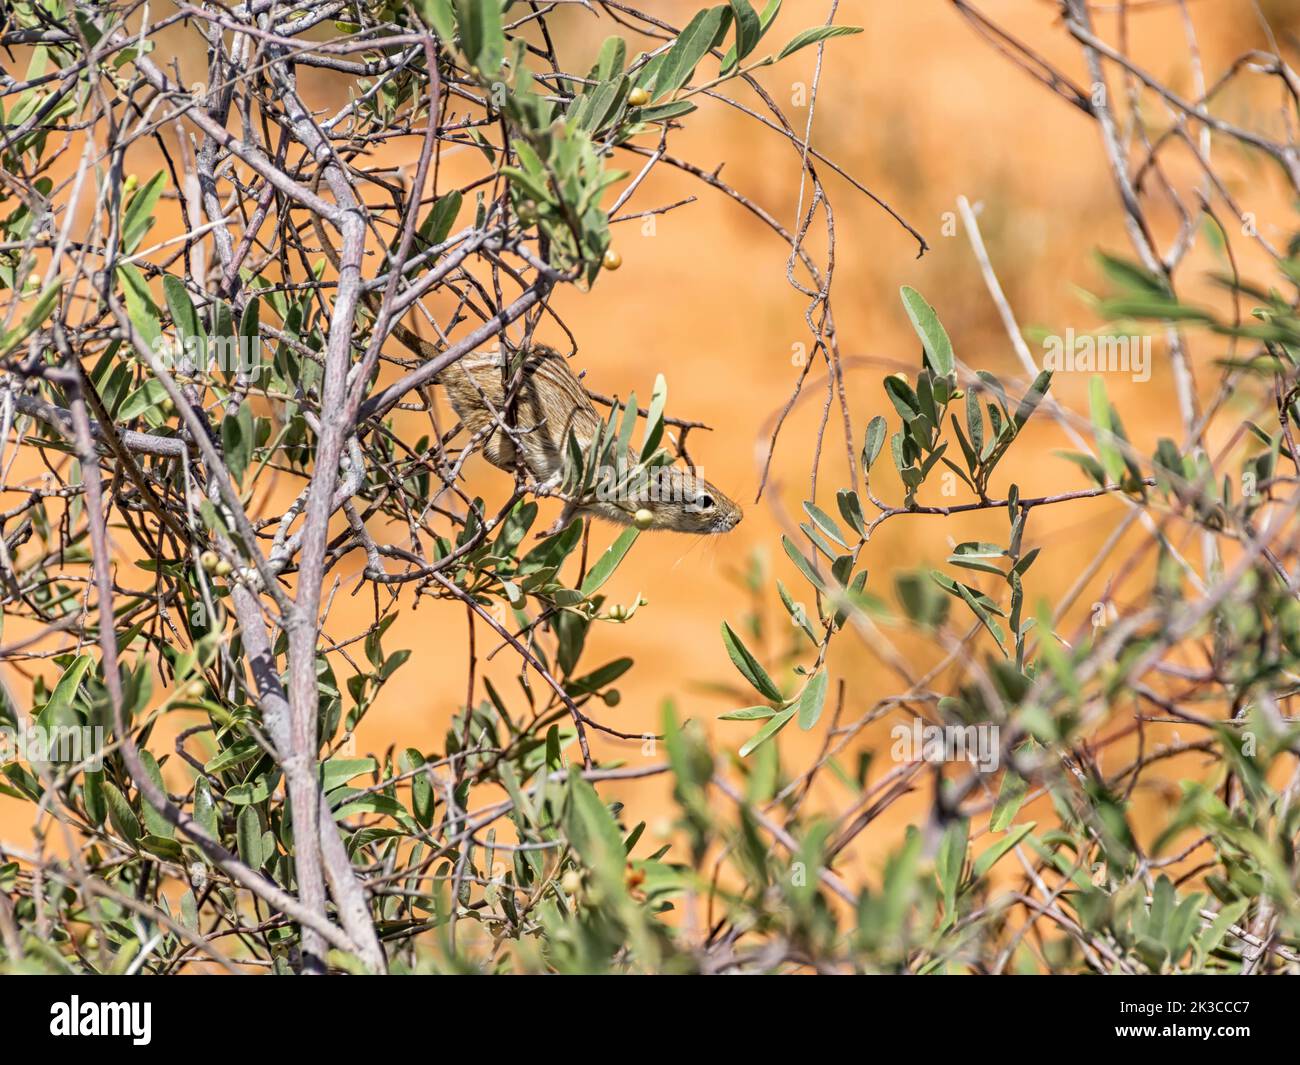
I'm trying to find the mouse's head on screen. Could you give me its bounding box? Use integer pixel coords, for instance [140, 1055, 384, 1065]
[666, 470, 744, 534]
[587, 464, 742, 534]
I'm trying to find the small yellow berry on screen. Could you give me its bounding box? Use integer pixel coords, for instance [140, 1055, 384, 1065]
[602, 247, 623, 271]
[183, 680, 205, 700]
[199, 550, 219, 573]
[627, 87, 651, 107]
[214, 559, 233, 577]
[633, 507, 653, 529]
[560, 870, 583, 894]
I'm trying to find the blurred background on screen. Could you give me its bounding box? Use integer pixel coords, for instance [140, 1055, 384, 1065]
[5, 0, 1299, 885]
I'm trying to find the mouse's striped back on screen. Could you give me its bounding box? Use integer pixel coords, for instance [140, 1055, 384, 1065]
[437, 344, 603, 481]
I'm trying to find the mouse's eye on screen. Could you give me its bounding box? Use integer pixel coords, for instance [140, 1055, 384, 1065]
[697, 494, 715, 511]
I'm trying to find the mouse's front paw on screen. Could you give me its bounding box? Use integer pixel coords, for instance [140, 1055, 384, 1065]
[537, 502, 580, 539]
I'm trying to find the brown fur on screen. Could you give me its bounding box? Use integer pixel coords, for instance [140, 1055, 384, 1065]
[313, 214, 740, 534]
[436, 345, 743, 534]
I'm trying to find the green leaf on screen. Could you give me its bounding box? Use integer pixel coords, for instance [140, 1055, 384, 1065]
[180, 889, 199, 930]
[1057, 450, 1108, 486]
[634, 101, 698, 124]
[409, 190, 463, 253]
[572, 76, 628, 133]
[836, 488, 866, 535]
[225, 774, 276, 806]
[121, 170, 166, 253]
[1013, 370, 1052, 429]
[931, 571, 1005, 617]
[776, 538, 822, 595]
[415, 0, 456, 40]
[721, 1, 783, 71]
[0, 277, 60, 358]
[163, 274, 203, 352]
[237, 806, 263, 868]
[718, 705, 777, 721]
[567, 658, 633, 698]
[238, 296, 260, 371]
[221, 401, 254, 484]
[655, 6, 729, 98]
[776, 23, 863, 60]
[1099, 298, 1211, 322]
[520, 517, 583, 573]
[639, 374, 667, 462]
[501, 162, 549, 204]
[1011, 548, 1040, 577]
[137, 751, 173, 839]
[777, 578, 818, 643]
[797, 669, 828, 730]
[883, 375, 921, 420]
[990, 771, 1028, 831]
[39, 654, 92, 726]
[83, 770, 106, 826]
[118, 263, 162, 350]
[722, 1, 762, 72]
[330, 792, 416, 828]
[139, 835, 182, 862]
[937, 818, 969, 925]
[899, 285, 954, 376]
[401, 749, 435, 829]
[803, 501, 848, 547]
[961, 390, 982, 460]
[721, 621, 783, 702]
[895, 570, 949, 627]
[118, 379, 169, 422]
[380, 648, 411, 681]
[1148, 874, 1174, 940]
[1089, 376, 1125, 482]
[1096, 250, 1171, 299]
[862, 415, 887, 470]
[104, 781, 141, 844]
[193, 776, 218, 840]
[455, 0, 505, 73]
[565, 767, 642, 939]
[580, 527, 640, 596]
[566, 768, 626, 876]
[1199, 899, 1248, 957]
[1169, 888, 1207, 964]
[192, 732, 248, 777]
[739, 706, 796, 757]
[614, 392, 639, 463]
[972, 822, 1035, 879]
[588, 36, 627, 83]
[955, 581, 1007, 653]
[948, 541, 1006, 576]
[320, 756, 376, 792]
